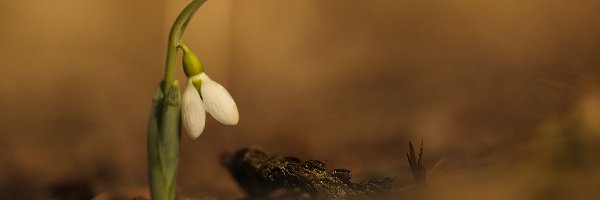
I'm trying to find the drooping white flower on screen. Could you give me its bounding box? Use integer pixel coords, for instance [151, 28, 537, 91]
[179, 43, 239, 134]
[195, 73, 239, 125]
[181, 78, 206, 139]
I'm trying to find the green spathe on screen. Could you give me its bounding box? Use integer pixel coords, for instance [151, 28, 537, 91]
[148, 81, 181, 200]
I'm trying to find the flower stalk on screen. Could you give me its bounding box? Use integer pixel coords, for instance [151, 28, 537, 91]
[148, 1, 207, 200]
[163, 0, 207, 93]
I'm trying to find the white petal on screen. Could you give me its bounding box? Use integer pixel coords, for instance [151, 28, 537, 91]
[198, 73, 239, 125]
[181, 79, 206, 139]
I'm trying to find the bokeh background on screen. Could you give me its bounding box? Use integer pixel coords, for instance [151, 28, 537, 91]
[1, 0, 600, 199]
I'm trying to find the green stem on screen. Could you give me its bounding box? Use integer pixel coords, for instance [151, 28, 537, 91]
[163, 0, 208, 92]
[149, 1, 207, 200]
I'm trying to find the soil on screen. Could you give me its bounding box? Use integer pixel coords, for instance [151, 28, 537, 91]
[220, 142, 425, 200]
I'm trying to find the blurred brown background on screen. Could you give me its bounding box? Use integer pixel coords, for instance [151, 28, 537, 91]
[1, 0, 600, 199]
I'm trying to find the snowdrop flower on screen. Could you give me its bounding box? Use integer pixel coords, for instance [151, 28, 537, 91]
[180, 44, 239, 139]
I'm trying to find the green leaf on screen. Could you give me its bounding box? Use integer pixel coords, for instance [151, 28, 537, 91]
[148, 84, 165, 200]
[148, 81, 181, 200]
[159, 81, 181, 199]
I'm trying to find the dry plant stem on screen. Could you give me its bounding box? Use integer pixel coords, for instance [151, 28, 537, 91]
[407, 141, 427, 187]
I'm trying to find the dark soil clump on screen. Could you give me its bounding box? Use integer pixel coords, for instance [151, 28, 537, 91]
[222, 142, 425, 200]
